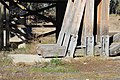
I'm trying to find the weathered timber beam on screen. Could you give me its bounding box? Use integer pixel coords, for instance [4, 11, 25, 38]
[33, 4, 56, 12]
[100, 0, 110, 35]
[11, 4, 56, 17]
[99, 0, 110, 56]
[37, 14, 56, 24]
[18, 0, 67, 3]
[10, 25, 32, 40]
[25, 25, 55, 28]
[36, 30, 56, 38]
[82, 0, 94, 56]
[57, 0, 73, 45]
[9, 0, 26, 10]
[10, 4, 56, 24]
[97, 0, 102, 42]
[84, 0, 94, 36]
[67, 0, 86, 57]
[0, 0, 9, 9]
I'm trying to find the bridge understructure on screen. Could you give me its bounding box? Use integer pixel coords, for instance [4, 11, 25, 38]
[0, 0, 120, 57]
[0, 0, 67, 49]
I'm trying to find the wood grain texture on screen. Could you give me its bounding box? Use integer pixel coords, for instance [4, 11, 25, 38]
[57, 0, 74, 45]
[68, 0, 86, 57]
[97, 0, 102, 42]
[81, 0, 94, 47]
[100, 0, 110, 35]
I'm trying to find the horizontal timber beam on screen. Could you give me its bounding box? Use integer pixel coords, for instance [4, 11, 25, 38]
[18, 0, 67, 3]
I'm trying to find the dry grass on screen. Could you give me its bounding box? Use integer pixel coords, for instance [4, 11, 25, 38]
[10, 42, 37, 54]
[1, 54, 120, 80]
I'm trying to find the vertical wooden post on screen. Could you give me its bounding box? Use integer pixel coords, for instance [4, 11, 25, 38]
[3, 4, 6, 48]
[100, 0, 109, 36]
[6, 2, 10, 50]
[84, 0, 94, 56]
[100, 0, 110, 56]
[3, 2, 9, 50]
[97, 0, 102, 43]
[101, 35, 109, 56]
[0, 3, 4, 50]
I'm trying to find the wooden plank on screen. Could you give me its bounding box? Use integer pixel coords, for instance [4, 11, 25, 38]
[37, 0, 76, 57]
[81, 23, 86, 46]
[100, 0, 110, 35]
[37, 44, 66, 58]
[113, 32, 120, 42]
[57, 0, 74, 45]
[101, 35, 109, 56]
[58, 0, 79, 47]
[81, 0, 95, 47]
[100, 0, 110, 56]
[84, 0, 94, 36]
[0, 3, 3, 49]
[68, 0, 86, 57]
[18, 0, 67, 3]
[62, 0, 81, 47]
[84, 0, 94, 56]
[110, 43, 120, 56]
[97, 0, 102, 42]
[61, 0, 81, 57]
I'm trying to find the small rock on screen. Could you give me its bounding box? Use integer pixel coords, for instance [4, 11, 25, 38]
[84, 62, 87, 64]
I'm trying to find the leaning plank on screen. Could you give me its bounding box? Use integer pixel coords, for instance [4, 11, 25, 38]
[61, 0, 82, 56]
[62, 0, 81, 47]
[57, 0, 74, 45]
[68, 0, 86, 57]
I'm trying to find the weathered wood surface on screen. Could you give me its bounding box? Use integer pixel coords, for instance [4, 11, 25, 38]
[57, 0, 74, 46]
[100, 0, 110, 35]
[68, 0, 86, 57]
[84, 0, 94, 56]
[101, 35, 109, 56]
[113, 32, 120, 42]
[97, 0, 102, 42]
[0, 3, 3, 49]
[18, 0, 67, 2]
[37, 0, 74, 57]
[84, 0, 94, 36]
[37, 0, 87, 57]
[110, 43, 120, 56]
[99, 0, 110, 56]
[37, 44, 66, 58]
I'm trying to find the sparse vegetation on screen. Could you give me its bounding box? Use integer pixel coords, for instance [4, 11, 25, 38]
[10, 42, 37, 54]
[1, 52, 120, 80]
[50, 58, 62, 66]
[0, 52, 12, 67]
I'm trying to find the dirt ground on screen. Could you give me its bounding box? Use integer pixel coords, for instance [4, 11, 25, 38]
[0, 15, 120, 80]
[1, 55, 120, 80]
